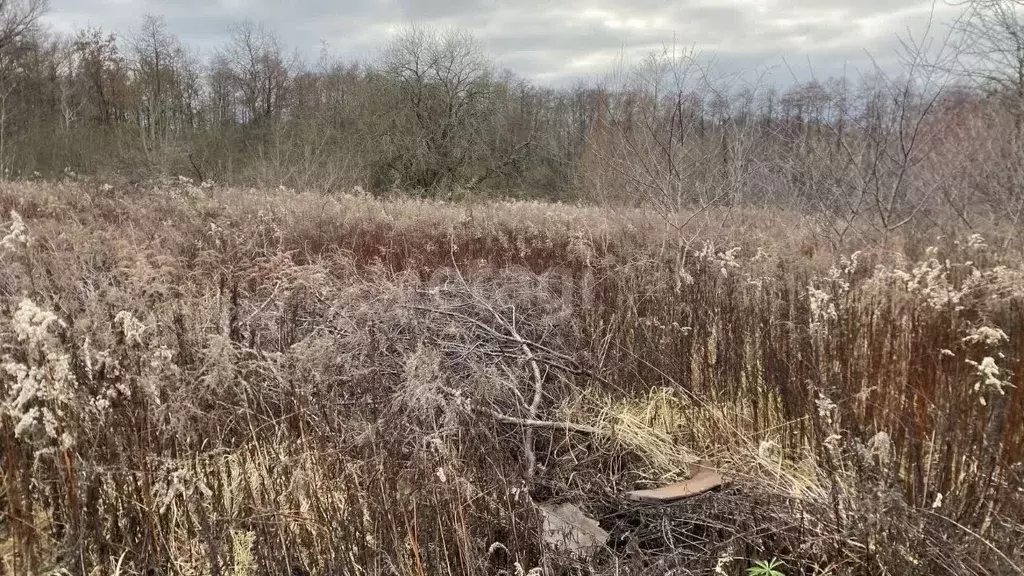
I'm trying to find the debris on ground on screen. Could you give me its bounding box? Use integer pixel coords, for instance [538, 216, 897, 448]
[625, 464, 725, 503]
[539, 502, 609, 555]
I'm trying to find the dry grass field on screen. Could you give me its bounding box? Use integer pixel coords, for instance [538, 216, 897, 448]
[0, 180, 1022, 575]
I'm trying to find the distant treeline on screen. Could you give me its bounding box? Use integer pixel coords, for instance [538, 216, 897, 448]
[1, 1, 1023, 237]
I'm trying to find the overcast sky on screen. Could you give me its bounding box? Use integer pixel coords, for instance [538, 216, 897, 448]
[41, 0, 961, 86]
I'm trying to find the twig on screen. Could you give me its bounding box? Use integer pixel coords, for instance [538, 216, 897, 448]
[470, 405, 604, 436]
[435, 384, 602, 435]
[924, 510, 1024, 575]
[436, 244, 554, 483]
[409, 300, 583, 366]
[244, 280, 284, 324]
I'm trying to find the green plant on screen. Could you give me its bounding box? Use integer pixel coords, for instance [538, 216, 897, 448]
[747, 558, 786, 576]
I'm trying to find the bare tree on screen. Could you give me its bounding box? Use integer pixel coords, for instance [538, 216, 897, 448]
[0, 0, 46, 177]
[954, 0, 1024, 131]
[948, 0, 1024, 243]
[74, 28, 129, 126]
[218, 21, 292, 125]
[375, 25, 496, 191]
[129, 15, 180, 144]
[53, 35, 86, 132]
[582, 44, 746, 225]
[0, 0, 45, 55]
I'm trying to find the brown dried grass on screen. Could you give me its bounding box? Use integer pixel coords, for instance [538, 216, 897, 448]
[0, 181, 1020, 575]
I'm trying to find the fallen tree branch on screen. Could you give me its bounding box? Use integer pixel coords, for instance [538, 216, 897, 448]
[437, 384, 604, 436]
[471, 405, 605, 436]
[425, 250, 603, 483]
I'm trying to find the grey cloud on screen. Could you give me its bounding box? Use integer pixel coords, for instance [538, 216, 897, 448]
[43, 0, 959, 85]
[394, 0, 493, 21]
